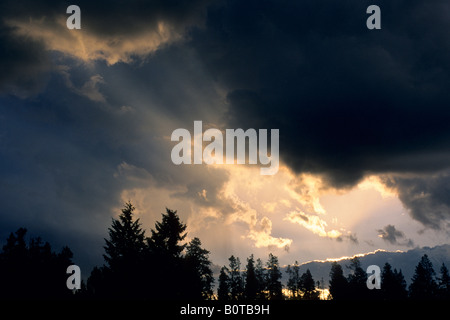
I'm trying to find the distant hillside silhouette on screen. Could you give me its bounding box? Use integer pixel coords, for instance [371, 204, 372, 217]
[281, 244, 450, 287]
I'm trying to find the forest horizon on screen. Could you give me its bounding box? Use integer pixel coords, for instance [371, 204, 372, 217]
[1, 202, 449, 301]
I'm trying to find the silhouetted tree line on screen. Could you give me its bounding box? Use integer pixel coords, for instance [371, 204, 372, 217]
[285, 261, 320, 300]
[329, 255, 450, 300]
[217, 253, 285, 301]
[216, 254, 320, 301]
[0, 202, 449, 300]
[0, 228, 74, 299]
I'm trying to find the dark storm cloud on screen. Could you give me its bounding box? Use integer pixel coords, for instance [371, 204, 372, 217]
[377, 224, 414, 247]
[0, 0, 210, 33]
[0, 0, 211, 94]
[190, 0, 450, 181]
[381, 172, 450, 230]
[0, 24, 51, 96]
[0, 1, 68, 95]
[188, 0, 450, 227]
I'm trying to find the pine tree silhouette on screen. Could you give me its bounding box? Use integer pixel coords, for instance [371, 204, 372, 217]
[299, 269, 319, 300]
[286, 261, 300, 299]
[228, 255, 244, 300]
[103, 202, 146, 270]
[99, 201, 147, 298]
[329, 262, 348, 300]
[147, 207, 191, 299]
[255, 258, 267, 300]
[244, 254, 258, 300]
[185, 237, 214, 299]
[380, 262, 407, 300]
[409, 254, 438, 299]
[346, 257, 367, 299]
[149, 208, 187, 257]
[437, 263, 450, 300]
[218, 266, 231, 301]
[266, 253, 283, 300]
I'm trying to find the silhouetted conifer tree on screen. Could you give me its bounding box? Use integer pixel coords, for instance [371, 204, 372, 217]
[185, 237, 214, 299]
[228, 255, 244, 300]
[100, 201, 147, 298]
[346, 257, 367, 299]
[286, 261, 300, 299]
[266, 253, 283, 300]
[103, 202, 146, 269]
[409, 254, 438, 299]
[437, 263, 450, 300]
[329, 262, 348, 300]
[148, 208, 187, 257]
[147, 207, 189, 299]
[255, 258, 267, 300]
[300, 269, 319, 300]
[218, 266, 231, 300]
[244, 254, 258, 300]
[380, 263, 407, 300]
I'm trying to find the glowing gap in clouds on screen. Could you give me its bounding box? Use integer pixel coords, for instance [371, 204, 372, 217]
[6, 17, 183, 65]
[284, 211, 342, 239]
[117, 160, 413, 266]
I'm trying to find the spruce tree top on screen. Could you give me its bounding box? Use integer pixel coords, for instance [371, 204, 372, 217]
[149, 208, 187, 257]
[103, 202, 146, 268]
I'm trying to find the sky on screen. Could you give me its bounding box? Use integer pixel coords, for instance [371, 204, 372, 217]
[1, 0, 450, 273]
